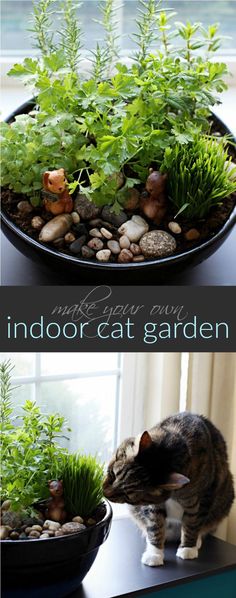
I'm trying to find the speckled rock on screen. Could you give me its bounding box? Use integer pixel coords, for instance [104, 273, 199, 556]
[96, 249, 111, 262]
[74, 194, 101, 220]
[118, 215, 149, 243]
[61, 522, 86, 535]
[102, 206, 128, 227]
[140, 230, 176, 258]
[88, 238, 104, 251]
[39, 214, 72, 243]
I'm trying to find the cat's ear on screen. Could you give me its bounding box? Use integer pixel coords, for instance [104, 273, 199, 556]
[159, 472, 190, 491]
[138, 431, 153, 453]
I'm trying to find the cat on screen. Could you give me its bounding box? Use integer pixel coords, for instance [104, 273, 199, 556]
[103, 412, 234, 567]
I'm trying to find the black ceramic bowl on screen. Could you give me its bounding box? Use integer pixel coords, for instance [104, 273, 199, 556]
[1, 500, 112, 598]
[1, 100, 236, 283]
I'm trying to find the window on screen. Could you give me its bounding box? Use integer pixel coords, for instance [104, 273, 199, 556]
[0, 352, 146, 463]
[1, 0, 236, 55]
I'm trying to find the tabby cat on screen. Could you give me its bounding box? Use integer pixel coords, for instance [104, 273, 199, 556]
[103, 413, 234, 566]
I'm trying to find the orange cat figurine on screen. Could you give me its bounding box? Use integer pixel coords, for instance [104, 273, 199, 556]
[42, 168, 73, 215]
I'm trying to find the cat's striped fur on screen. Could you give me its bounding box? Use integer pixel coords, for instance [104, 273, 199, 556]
[103, 413, 234, 566]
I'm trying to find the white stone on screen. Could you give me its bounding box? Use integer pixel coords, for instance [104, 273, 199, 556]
[118, 215, 149, 242]
[119, 235, 130, 249]
[100, 227, 113, 240]
[39, 215, 72, 243]
[107, 240, 120, 254]
[71, 211, 80, 224]
[168, 221, 182, 234]
[43, 520, 61, 531]
[96, 249, 111, 262]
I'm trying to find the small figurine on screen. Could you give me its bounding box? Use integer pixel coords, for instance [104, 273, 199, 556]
[140, 169, 167, 225]
[42, 168, 73, 215]
[47, 479, 67, 523]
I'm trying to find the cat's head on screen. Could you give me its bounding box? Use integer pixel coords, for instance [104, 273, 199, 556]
[103, 431, 190, 505]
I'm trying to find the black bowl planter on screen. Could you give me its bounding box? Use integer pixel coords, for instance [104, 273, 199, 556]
[1, 100, 236, 283]
[1, 499, 112, 598]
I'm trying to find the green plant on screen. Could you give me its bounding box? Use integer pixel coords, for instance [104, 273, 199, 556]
[0, 360, 69, 512]
[62, 453, 104, 518]
[161, 137, 236, 219]
[0, 0, 232, 212]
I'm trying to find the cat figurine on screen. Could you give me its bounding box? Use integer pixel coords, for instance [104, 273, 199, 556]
[103, 412, 234, 566]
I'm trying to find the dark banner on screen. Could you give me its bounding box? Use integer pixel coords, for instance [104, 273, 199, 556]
[0, 286, 235, 351]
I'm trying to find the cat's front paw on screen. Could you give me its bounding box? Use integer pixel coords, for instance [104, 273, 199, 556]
[176, 546, 198, 560]
[142, 550, 164, 567]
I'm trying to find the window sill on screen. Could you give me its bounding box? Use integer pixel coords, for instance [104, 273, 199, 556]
[69, 518, 236, 598]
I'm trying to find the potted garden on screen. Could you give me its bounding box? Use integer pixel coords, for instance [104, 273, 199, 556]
[0, 360, 112, 597]
[1, 0, 236, 276]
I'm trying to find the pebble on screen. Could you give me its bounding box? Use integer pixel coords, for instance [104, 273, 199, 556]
[43, 520, 61, 532]
[133, 255, 145, 262]
[119, 235, 130, 249]
[87, 518, 96, 526]
[168, 221, 182, 234]
[107, 240, 120, 254]
[130, 243, 141, 256]
[39, 214, 72, 243]
[47, 530, 55, 537]
[10, 531, 19, 540]
[72, 516, 84, 524]
[101, 206, 127, 227]
[89, 219, 115, 232]
[88, 238, 104, 251]
[19, 533, 28, 540]
[28, 530, 41, 539]
[61, 522, 86, 535]
[74, 193, 101, 220]
[100, 227, 113, 240]
[139, 230, 177, 258]
[118, 215, 149, 242]
[117, 249, 133, 263]
[17, 200, 33, 214]
[225, 160, 236, 181]
[64, 232, 76, 244]
[31, 216, 44, 230]
[54, 530, 64, 537]
[1, 511, 22, 528]
[69, 235, 87, 254]
[1, 500, 11, 511]
[71, 211, 80, 224]
[81, 246, 95, 259]
[89, 228, 103, 238]
[40, 533, 50, 539]
[96, 249, 111, 262]
[31, 525, 43, 532]
[25, 527, 33, 535]
[185, 228, 200, 241]
[0, 526, 11, 540]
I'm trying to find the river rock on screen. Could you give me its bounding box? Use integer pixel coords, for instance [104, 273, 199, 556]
[168, 221, 182, 234]
[43, 520, 61, 531]
[102, 206, 127, 227]
[119, 235, 130, 249]
[133, 255, 145, 262]
[100, 227, 113, 240]
[72, 516, 84, 524]
[87, 238, 104, 251]
[10, 531, 19, 540]
[39, 214, 72, 243]
[117, 249, 133, 263]
[140, 230, 176, 258]
[31, 216, 44, 230]
[71, 211, 80, 224]
[1, 500, 11, 511]
[89, 228, 103, 238]
[74, 194, 101, 220]
[96, 249, 111, 262]
[130, 243, 141, 256]
[28, 530, 41, 539]
[81, 246, 95, 259]
[1, 511, 22, 528]
[107, 240, 120, 254]
[124, 188, 140, 211]
[185, 228, 200, 241]
[17, 200, 33, 214]
[61, 522, 86, 535]
[0, 526, 11, 540]
[118, 215, 149, 242]
[64, 232, 76, 244]
[69, 235, 87, 254]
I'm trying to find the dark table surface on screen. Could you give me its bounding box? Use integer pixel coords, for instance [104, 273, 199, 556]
[68, 518, 236, 598]
[1, 226, 236, 285]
